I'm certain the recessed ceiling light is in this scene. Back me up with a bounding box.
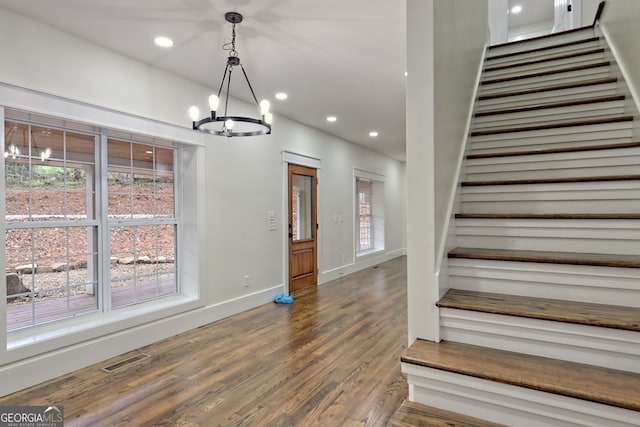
[369,131,379,137]
[511,5,522,14]
[275,92,288,100]
[154,36,174,48]
[326,116,337,122]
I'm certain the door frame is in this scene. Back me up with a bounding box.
[281,151,321,295]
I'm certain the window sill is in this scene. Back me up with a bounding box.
[6,294,202,362]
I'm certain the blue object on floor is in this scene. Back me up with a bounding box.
[274,293,294,304]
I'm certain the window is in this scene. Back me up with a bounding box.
[357,178,373,251]
[4,113,179,331]
[355,172,384,256]
[107,139,177,309]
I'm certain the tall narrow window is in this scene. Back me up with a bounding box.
[5,121,98,330]
[357,178,373,251]
[355,172,385,256]
[107,139,177,309]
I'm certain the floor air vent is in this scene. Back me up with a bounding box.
[101,353,150,373]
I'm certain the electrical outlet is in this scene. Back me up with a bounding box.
[243,275,250,287]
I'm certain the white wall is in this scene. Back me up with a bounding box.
[0,7,406,395]
[489,0,509,45]
[582,0,603,25]
[600,0,640,114]
[509,21,554,42]
[406,0,488,343]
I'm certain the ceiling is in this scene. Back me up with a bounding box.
[0,1,554,162]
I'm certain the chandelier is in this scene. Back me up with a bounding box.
[189,12,272,137]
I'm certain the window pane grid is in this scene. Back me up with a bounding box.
[357,178,373,252]
[355,175,384,256]
[5,117,180,332]
[107,139,177,309]
[5,119,99,331]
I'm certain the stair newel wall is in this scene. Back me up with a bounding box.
[406,0,489,344]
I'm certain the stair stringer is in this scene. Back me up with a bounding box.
[433,43,489,304]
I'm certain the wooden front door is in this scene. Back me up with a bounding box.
[288,164,318,293]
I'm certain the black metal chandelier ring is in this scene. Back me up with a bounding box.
[193,115,271,137]
[189,12,272,138]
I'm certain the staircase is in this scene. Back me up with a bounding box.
[401,24,640,427]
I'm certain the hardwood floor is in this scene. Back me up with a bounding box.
[0,257,408,427]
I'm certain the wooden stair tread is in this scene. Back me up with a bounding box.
[448,247,640,268]
[467,140,640,159]
[484,48,605,72]
[455,213,640,219]
[487,36,599,61]
[482,61,610,86]
[461,174,640,186]
[389,400,506,427]
[489,26,594,50]
[402,340,640,412]
[437,289,640,332]
[478,77,617,101]
[474,95,625,118]
[470,115,632,137]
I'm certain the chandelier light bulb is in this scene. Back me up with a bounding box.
[225,119,234,130]
[208,94,220,111]
[265,113,273,125]
[189,106,200,122]
[259,100,271,115]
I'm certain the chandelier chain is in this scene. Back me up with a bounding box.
[223,23,239,58]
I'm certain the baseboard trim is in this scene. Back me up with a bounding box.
[318,249,405,285]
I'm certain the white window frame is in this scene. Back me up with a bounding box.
[354,169,385,258]
[0,84,204,361]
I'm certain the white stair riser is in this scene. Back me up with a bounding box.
[487,30,596,58]
[470,123,634,153]
[461,181,640,214]
[473,101,626,130]
[486,42,603,69]
[440,309,640,373]
[488,39,599,64]
[480,67,611,96]
[484,52,606,79]
[466,150,640,181]
[404,364,640,427]
[455,219,640,255]
[476,82,619,111]
[469,136,634,156]
[448,258,640,306]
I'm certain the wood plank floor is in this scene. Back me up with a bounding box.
[389,401,506,427]
[0,257,408,427]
